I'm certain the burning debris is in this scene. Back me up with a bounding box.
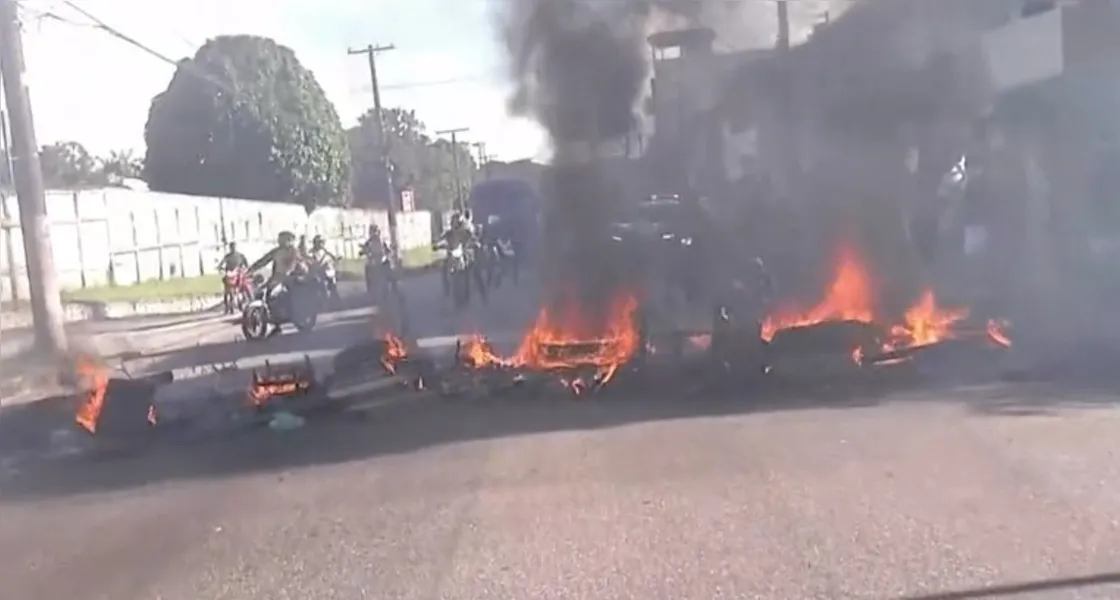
[456,291,641,395]
[380,333,408,375]
[73,357,171,437]
[760,244,1011,369]
[247,358,317,409]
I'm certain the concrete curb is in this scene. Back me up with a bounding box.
[1,296,224,330]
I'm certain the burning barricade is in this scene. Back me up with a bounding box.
[449,291,642,397]
[760,245,1011,377]
[247,357,318,410]
[426,244,1013,398]
[73,357,171,438]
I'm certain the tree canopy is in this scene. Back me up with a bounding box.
[33,142,143,188]
[142,35,349,209]
[348,107,477,211]
[39,141,103,188]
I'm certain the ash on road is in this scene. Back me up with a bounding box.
[2,384,1119,600]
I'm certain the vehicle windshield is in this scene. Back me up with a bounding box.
[3,2,1114,599]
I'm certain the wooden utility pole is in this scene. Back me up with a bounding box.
[436,127,468,211]
[0,0,67,355]
[774,0,798,210]
[776,0,790,51]
[472,141,488,180]
[348,43,400,257]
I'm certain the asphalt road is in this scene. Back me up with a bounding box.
[2,385,1120,599]
[116,270,542,378]
[3,272,1120,598]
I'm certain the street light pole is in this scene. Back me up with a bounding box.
[436,127,469,211]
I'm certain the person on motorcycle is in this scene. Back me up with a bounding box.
[476,218,508,288]
[248,231,303,308]
[437,212,487,302]
[307,235,340,298]
[360,224,389,262]
[297,235,309,260]
[307,235,338,266]
[219,241,248,271]
[218,241,249,314]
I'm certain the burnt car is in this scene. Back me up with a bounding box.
[608,193,707,302]
[609,193,698,247]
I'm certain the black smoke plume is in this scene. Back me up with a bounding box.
[495,0,653,313]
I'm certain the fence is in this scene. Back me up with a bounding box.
[0,188,431,302]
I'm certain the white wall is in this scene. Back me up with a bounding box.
[0,189,431,302]
[982,7,1063,94]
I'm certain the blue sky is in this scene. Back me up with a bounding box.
[18,0,547,161]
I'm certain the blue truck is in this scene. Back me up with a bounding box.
[468,177,541,259]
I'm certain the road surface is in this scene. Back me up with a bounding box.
[124,271,541,377]
[3,271,1120,598]
[2,384,1120,599]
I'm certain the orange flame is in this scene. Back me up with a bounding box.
[887,289,969,349]
[74,357,109,434]
[459,291,641,388]
[248,373,311,407]
[380,333,408,374]
[512,292,640,385]
[760,245,1003,363]
[461,334,506,368]
[761,246,875,341]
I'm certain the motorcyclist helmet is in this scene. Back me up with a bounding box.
[312,234,324,248]
[277,231,296,247]
[450,212,463,228]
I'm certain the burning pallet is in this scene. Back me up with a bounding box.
[247,357,319,411]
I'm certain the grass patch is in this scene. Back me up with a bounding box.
[62,274,224,304]
[64,246,442,304]
[338,245,440,277]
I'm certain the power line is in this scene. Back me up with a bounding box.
[44,1,234,95]
[381,72,500,91]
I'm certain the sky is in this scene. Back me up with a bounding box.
[16,0,549,162]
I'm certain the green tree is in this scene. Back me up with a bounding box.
[348,107,476,211]
[142,35,350,209]
[39,141,105,188]
[99,149,143,180]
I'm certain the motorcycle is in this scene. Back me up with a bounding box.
[310,259,339,301]
[240,270,323,341]
[222,268,254,314]
[443,243,472,309]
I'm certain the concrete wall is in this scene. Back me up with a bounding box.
[0,189,431,302]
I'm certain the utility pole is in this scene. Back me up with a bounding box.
[472,141,487,180]
[348,43,400,257]
[0,0,67,356]
[436,127,468,211]
[776,0,790,51]
[774,0,797,211]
